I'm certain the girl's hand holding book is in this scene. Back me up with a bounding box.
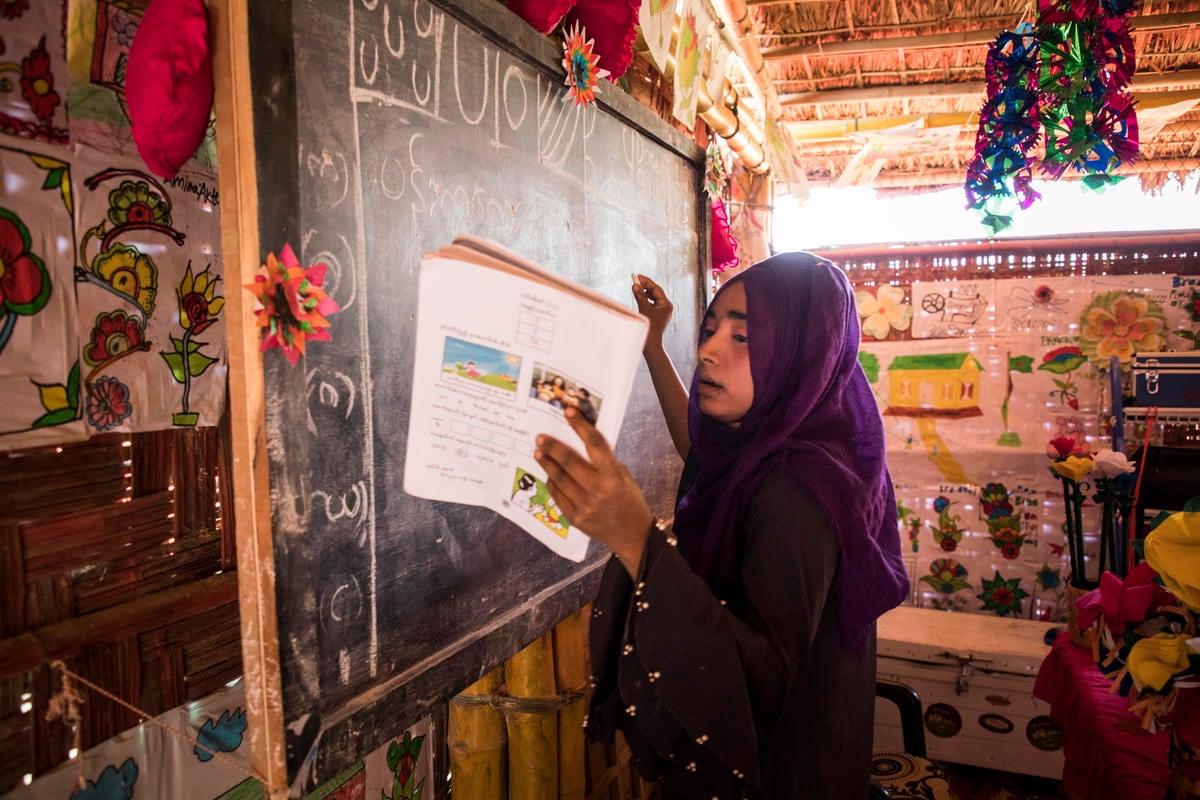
[535,407,653,577]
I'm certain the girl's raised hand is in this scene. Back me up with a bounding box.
[535,408,654,576]
[631,273,673,351]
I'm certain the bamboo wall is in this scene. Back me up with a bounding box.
[0,416,240,792]
[449,606,661,800]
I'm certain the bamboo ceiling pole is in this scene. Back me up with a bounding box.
[633,29,768,172]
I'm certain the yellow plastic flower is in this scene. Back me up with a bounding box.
[1127,633,1194,692]
[855,284,912,340]
[92,244,158,316]
[1051,455,1094,483]
[177,263,225,334]
[1144,509,1200,612]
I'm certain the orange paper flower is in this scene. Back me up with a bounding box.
[245,243,339,366]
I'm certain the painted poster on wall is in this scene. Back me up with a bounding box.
[0,141,85,450]
[859,274,1182,621]
[8,679,436,800]
[73,150,225,434]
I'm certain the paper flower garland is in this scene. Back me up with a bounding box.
[245,243,339,366]
[561,21,609,107]
[965,0,1140,233]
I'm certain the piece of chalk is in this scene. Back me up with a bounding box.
[631,272,642,289]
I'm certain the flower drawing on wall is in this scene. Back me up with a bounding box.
[920,558,972,610]
[898,500,921,552]
[87,375,133,431]
[160,262,223,426]
[1169,287,1200,348]
[1038,345,1088,409]
[980,482,1027,559]
[87,243,158,317]
[384,730,426,800]
[1078,290,1166,367]
[978,571,1029,617]
[18,37,62,125]
[0,206,51,357]
[854,284,913,340]
[84,310,149,371]
[107,179,173,228]
[929,495,965,552]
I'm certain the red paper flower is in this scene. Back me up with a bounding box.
[20,37,61,126]
[245,243,339,366]
[561,21,609,107]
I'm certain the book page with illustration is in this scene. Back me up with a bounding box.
[404,237,649,561]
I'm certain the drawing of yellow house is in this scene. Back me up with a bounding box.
[886,353,984,418]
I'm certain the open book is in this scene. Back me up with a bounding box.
[404,236,649,561]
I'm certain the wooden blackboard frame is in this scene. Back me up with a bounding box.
[214,0,708,794]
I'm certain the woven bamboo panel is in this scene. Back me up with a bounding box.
[0,436,128,521]
[0,414,241,794]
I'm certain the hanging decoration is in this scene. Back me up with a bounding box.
[965,0,1139,234]
[705,140,728,198]
[561,21,609,107]
[710,197,738,275]
[245,244,339,366]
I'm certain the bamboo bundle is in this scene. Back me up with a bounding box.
[553,606,589,800]
[450,667,507,799]
[506,631,559,800]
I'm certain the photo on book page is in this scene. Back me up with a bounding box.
[403,236,647,562]
[528,364,603,424]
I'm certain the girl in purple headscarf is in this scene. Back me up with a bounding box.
[535,252,909,799]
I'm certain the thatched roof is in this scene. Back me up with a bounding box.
[719,0,1200,193]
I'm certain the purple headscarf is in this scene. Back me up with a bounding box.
[673,252,909,653]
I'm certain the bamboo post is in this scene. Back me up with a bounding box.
[449,667,507,799]
[506,631,559,800]
[553,606,590,800]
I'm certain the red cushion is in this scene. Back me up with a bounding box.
[126,0,213,179]
[564,0,641,80]
[506,0,577,33]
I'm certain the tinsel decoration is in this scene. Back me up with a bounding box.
[964,23,1042,234]
[561,21,609,107]
[965,0,1140,233]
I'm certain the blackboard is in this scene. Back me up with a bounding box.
[244,0,707,793]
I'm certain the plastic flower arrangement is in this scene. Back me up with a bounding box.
[1090,448,1139,578]
[1049,443,1094,588]
[1073,500,1200,734]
